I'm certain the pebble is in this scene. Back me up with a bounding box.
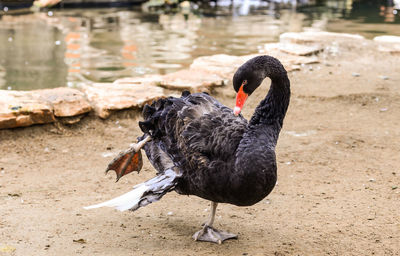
[101,152,114,158]
[72,239,86,244]
[352,72,360,77]
[379,108,388,112]
[10,106,22,111]
[0,245,16,253]
[379,75,389,80]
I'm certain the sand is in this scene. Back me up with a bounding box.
[0,39,399,256]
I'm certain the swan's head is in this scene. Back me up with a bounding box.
[232,59,266,116]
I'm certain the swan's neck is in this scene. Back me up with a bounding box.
[236,74,290,170]
[249,75,290,129]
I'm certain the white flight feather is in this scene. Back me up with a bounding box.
[84,183,148,211]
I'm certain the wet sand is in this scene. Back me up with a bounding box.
[1,39,399,255]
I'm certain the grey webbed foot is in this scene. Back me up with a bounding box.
[192,225,237,244]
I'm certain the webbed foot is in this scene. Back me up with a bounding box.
[192,225,237,244]
[105,135,151,182]
[106,147,143,182]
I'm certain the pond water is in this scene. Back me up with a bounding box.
[0,1,399,90]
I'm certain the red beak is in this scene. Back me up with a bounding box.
[234,81,248,116]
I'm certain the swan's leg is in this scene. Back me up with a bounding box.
[192,202,238,244]
[131,135,152,152]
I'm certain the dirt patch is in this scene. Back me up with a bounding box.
[1,41,399,255]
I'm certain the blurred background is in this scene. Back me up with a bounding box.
[0,0,399,91]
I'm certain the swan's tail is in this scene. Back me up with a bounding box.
[84,169,180,212]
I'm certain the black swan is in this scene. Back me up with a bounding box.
[85,55,291,244]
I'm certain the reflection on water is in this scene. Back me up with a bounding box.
[0,15,68,90]
[60,8,305,85]
[0,1,399,90]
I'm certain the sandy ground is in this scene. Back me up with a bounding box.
[1,40,400,256]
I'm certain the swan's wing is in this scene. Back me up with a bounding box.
[139,92,247,172]
[173,93,248,170]
[178,98,248,165]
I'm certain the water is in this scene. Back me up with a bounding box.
[0,1,399,90]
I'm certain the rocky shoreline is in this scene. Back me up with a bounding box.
[1,31,399,129]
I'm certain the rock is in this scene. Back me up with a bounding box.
[0,88,91,129]
[373,35,400,54]
[280,31,364,45]
[58,114,86,125]
[159,69,226,92]
[283,55,319,66]
[31,87,92,117]
[0,90,55,129]
[373,35,400,44]
[286,65,301,72]
[263,42,323,56]
[190,54,243,79]
[81,83,166,119]
[114,71,226,92]
[113,74,164,86]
